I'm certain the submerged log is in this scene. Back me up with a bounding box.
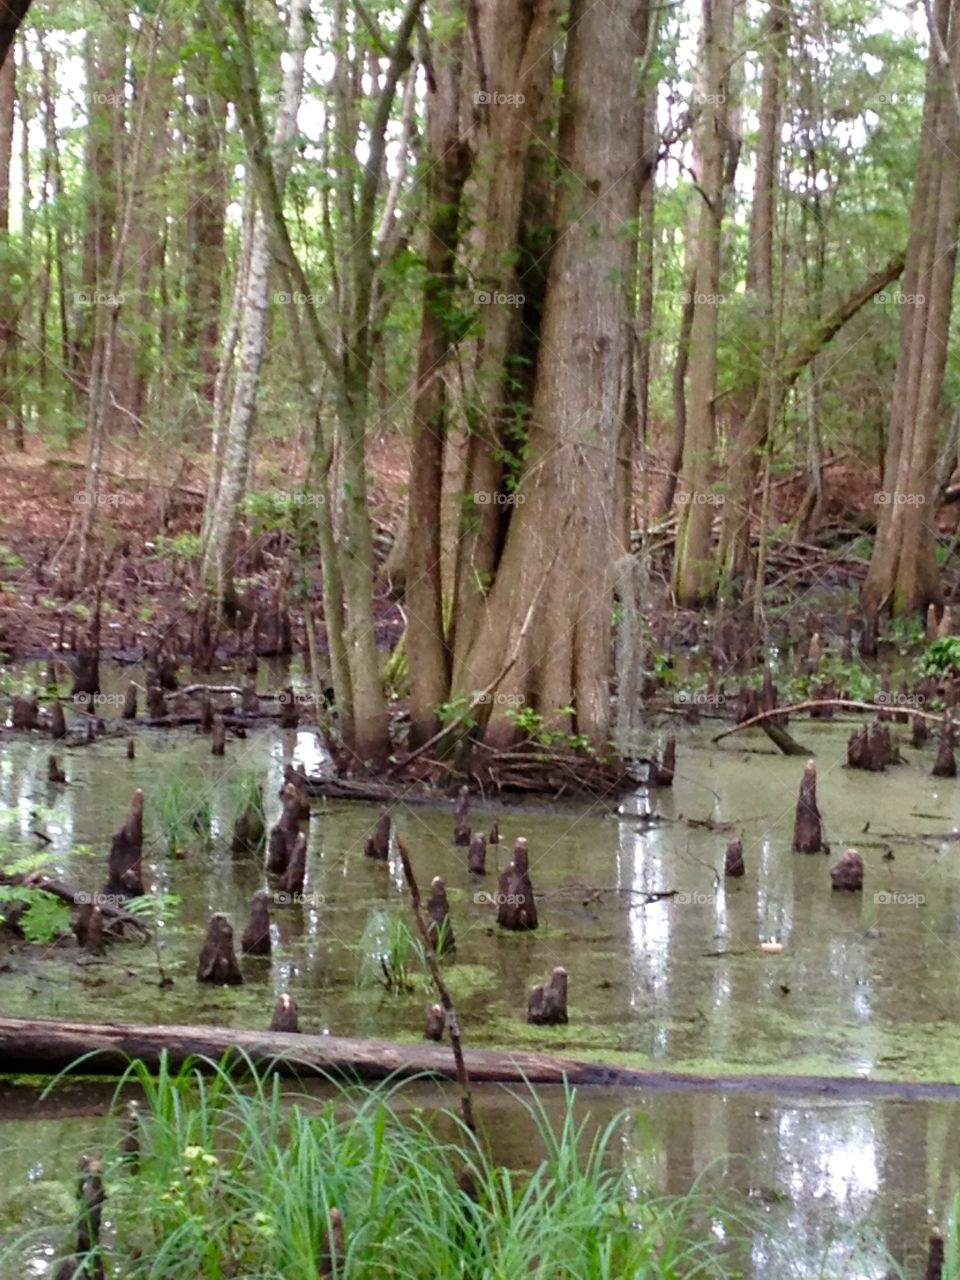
[793,760,822,853]
[527,967,568,1025]
[830,848,864,892]
[497,837,538,931]
[364,809,391,860]
[724,837,745,877]
[11,1015,960,1096]
[103,789,145,899]
[453,784,471,846]
[196,914,243,985]
[269,993,300,1033]
[240,890,271,956]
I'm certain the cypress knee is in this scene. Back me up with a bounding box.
[793,760,822,853]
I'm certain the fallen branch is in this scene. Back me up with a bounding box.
[713,699,947,745]
[397,836,474,1132]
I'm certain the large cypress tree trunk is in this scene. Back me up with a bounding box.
[449,0,564,682]
[862,0,960,619]
[457,0,651,750]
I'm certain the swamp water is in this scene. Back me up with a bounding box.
[2,669,960,1275]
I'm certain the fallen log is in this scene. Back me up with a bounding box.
[4,1017,960,1101]
[713,699,947,746]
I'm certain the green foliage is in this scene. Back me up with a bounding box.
[0,841,96,944]
[510,705,595,754]
[356,909,426,995]
[152,532,203,562]
[918,636,960,680]
[154,778,213,858]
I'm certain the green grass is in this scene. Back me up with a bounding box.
[2,1055,931,1279]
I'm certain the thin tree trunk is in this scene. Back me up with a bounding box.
[671,0,737,605]
[200,0,308,609]
[0,50,19,446]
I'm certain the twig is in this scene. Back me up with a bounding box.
[396,837,475,1133]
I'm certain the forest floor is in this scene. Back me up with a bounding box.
[0,434,958,663]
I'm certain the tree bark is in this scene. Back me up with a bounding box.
[0,48,19,446]
[449,0,563,678]
[200,0,308,609]
[458,0,651,750]
[671,0,737,605]
[863,0,960,618]
[405,5,470,746]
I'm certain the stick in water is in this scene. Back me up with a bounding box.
[397,836,476,1133]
